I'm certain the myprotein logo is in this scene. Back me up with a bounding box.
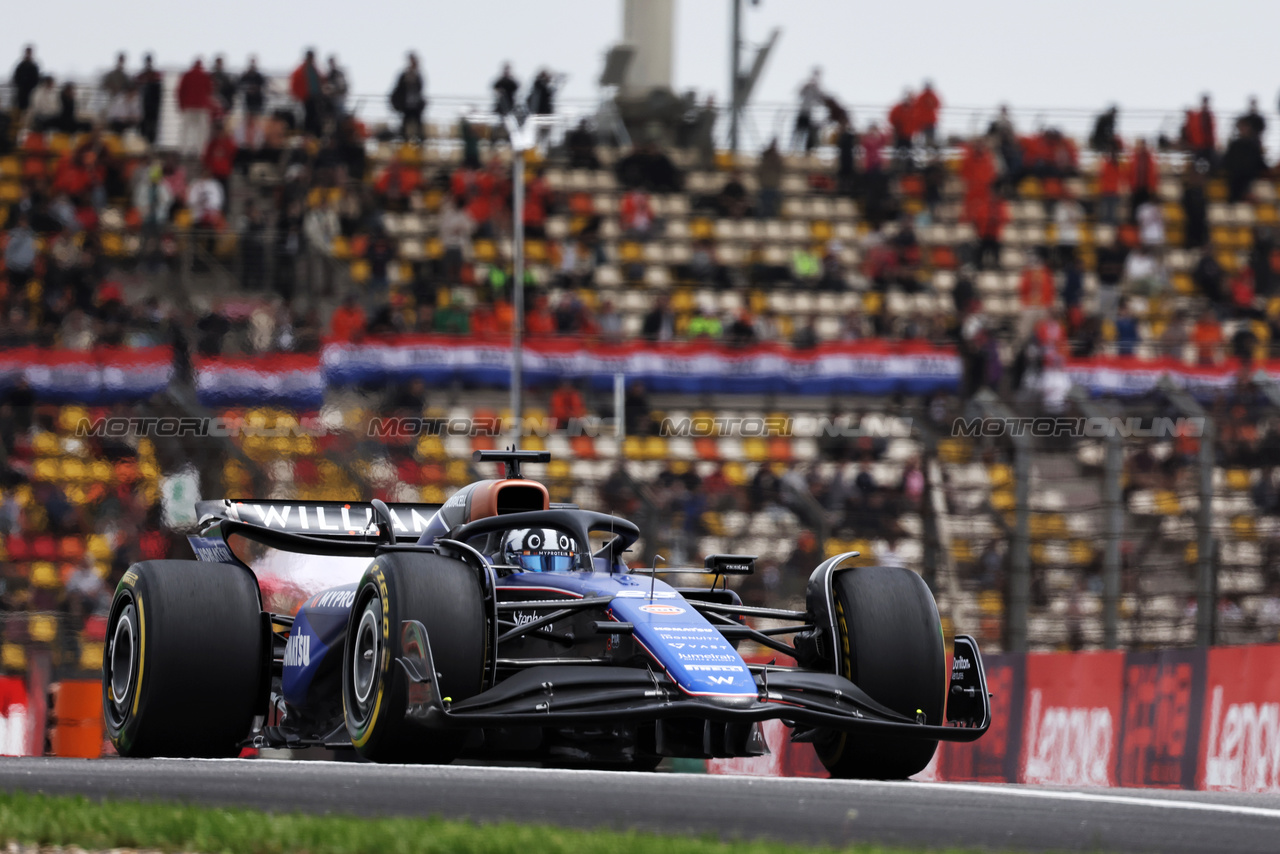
[1023,689,1115,786]
[1203,686,1280,792]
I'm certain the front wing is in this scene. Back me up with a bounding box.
[398,621,991,743]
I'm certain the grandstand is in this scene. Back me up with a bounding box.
[4,39,1280,710]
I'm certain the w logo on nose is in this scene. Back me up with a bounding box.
[708,676,737,685]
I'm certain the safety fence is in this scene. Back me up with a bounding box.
[711,644,1280,791]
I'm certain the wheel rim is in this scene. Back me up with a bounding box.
[109,604,136,708]
[352,602,380,709]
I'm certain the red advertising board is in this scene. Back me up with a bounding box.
[934,653,1024,783]
[1019,651,1125,786]
[0,675,31,756]
[1199,644,1280,793]
[1118,649,1204,789]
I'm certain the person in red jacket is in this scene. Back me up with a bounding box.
[330,294,367,342]
[1126,138,1159,222]
[960,138,997,202]
[202,119,237,197]
[888,90,919,164]
[1097,149,1125,225]
[290,49,326,137]
[914,82,941,149]
[1019,251,1056,340]
[965,191,1007,270]
[1183,94,1216,168]
[550,379,586,427]
[177,58,212,157]
[1020,252,1055,309]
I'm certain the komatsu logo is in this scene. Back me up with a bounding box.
[284,634,311,667]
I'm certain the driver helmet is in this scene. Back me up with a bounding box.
[500,527,579,573]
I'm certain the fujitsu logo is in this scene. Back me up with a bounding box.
[1022,689,1114,786]
[1203,686,1280,792]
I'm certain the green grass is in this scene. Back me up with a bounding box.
[0,791,982,854]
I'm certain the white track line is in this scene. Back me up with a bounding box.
[141,758,1280,819]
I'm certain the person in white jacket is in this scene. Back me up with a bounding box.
[302,199,340,296]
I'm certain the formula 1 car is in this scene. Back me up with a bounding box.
[103,449,990,777]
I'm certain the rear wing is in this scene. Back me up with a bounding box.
[195,499,442,543]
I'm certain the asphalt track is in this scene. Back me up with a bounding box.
[0,757,1277,853]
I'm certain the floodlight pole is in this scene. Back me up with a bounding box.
[507,116,529,435]
[729,0,742,153]
[512,149,525,433]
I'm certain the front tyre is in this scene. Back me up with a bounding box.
[102,560,266,758]
[342,551,487,763]
[815,565,946,779]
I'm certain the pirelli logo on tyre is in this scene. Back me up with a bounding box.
[120,569,138,588]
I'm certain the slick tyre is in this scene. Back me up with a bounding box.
[102,560,265,758]
[815,565,946,780]
[343,551,487,763]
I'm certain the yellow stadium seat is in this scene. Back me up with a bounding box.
[86,535,112,560]
[2,645,26,671]
[988,464,1013,489]
[1069,540,1094,566]
[642,436,667,460]
[1232,516,1257,540]
[742,437,768,463]
[416,436,446,461]
[79,642,104,671]
[29,614,57,643]
[1154,489,1181,515]
[936,438,970,465]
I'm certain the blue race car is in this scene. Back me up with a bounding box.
[102,449,990,777]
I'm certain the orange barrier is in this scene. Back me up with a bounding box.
[50,679,103,758]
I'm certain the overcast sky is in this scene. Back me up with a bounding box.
[7,0,1280,141]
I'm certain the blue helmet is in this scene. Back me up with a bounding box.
[501,527,579,573]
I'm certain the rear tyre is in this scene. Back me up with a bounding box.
[102,560,265,758]
[814,565,946,779]
[343,551,487,763]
